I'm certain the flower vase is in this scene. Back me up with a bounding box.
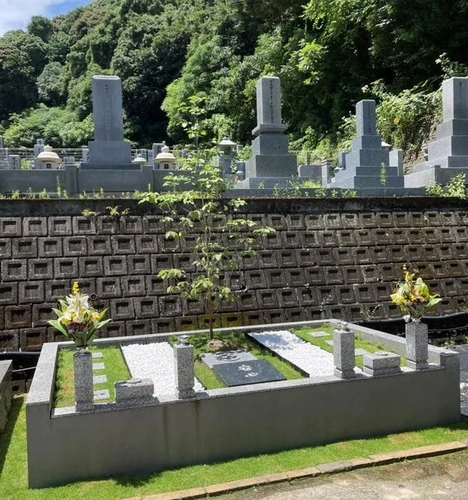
[405,320,428,370]
[74,349,94,411]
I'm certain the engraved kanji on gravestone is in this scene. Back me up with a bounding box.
[213,359,286,387]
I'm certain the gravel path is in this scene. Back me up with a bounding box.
[121,342,204,398]
[248,330,336,377]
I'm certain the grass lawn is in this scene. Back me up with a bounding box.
[1,395,468,500]
[54,345,131,408]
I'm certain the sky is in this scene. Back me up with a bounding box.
[0,0,91,36]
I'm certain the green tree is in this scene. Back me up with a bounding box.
[140,155,273,339]
[37,62,66,106]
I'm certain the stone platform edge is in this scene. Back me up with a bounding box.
[125,440,468,500]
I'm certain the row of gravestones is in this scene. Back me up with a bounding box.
[1,75,468,193]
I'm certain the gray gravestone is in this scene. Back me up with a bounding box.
[236,76,297,188]
[8,155,20,170]
[297,164,322,184]
[405,78,468,187]
[81,75,135,170]
[63,156,75,166]
[213,359,286,387]
[33,139,45,169]
[329,100,404,190]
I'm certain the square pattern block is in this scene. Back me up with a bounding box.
[213,359,286,387]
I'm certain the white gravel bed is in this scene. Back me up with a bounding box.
[248,330,336,377]
[121,342,204,398]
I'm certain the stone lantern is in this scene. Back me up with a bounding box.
[132,153,148,166]
[35,145,62,169]
[218,137,236,175]
[155,142,176,170]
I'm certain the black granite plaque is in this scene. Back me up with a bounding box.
[213,359,286,387]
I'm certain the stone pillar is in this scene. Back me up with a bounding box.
[64,164,78,195]
[333,323,356,379]
[74,350,94,411]
[405,322,429,370]
[174,335,195,399]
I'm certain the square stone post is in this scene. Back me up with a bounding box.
[174,335,195,399]
[74,350,94,411]
[405,322,429,370]
[333,323,356,379]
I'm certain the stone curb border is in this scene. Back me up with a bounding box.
[125,440,468,500]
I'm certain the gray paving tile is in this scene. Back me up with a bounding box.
[92,352,103,359]
[93,374,108,384]
[94,389,110,400]
[92,362,105,371]
[310,331,330,338]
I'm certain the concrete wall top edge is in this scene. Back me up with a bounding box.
[2,197,468,217]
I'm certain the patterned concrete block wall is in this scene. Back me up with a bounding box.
[1,198,468,351]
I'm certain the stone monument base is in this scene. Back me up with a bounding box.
[235,176,298,189]
[404,164,468,187]
[246,155,297,178]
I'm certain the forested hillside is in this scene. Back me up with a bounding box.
[1,0,468,161]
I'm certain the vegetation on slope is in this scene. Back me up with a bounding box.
[1,0,468,162]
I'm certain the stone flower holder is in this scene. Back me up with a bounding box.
[405,321,429,370]
[174,335,195,399]
[74,349,94,411]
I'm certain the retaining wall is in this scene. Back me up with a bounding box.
[26,320,460,488]
[2,197,468,352]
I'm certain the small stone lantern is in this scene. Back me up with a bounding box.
[35,145,62,170]
[132,153,148,165]
[155,142,176,170]
[218,137,236,175]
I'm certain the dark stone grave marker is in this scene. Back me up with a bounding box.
[213,359,286,387]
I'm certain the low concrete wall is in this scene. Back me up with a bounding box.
[0,166,186,195]
[0,360,13,433]
[26,321,460,488]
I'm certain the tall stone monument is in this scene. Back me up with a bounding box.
[405,77,468,187]
[81,75,135,170]
[329,100,404,190]
[236,76,297,188]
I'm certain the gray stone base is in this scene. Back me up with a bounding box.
[235,176,298,189]
[177,388,196,399]
[406,360,429,371]
[405,164,468,187]
[334,368,356,379]
[246,154,297,178]
[363,366,402,377]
